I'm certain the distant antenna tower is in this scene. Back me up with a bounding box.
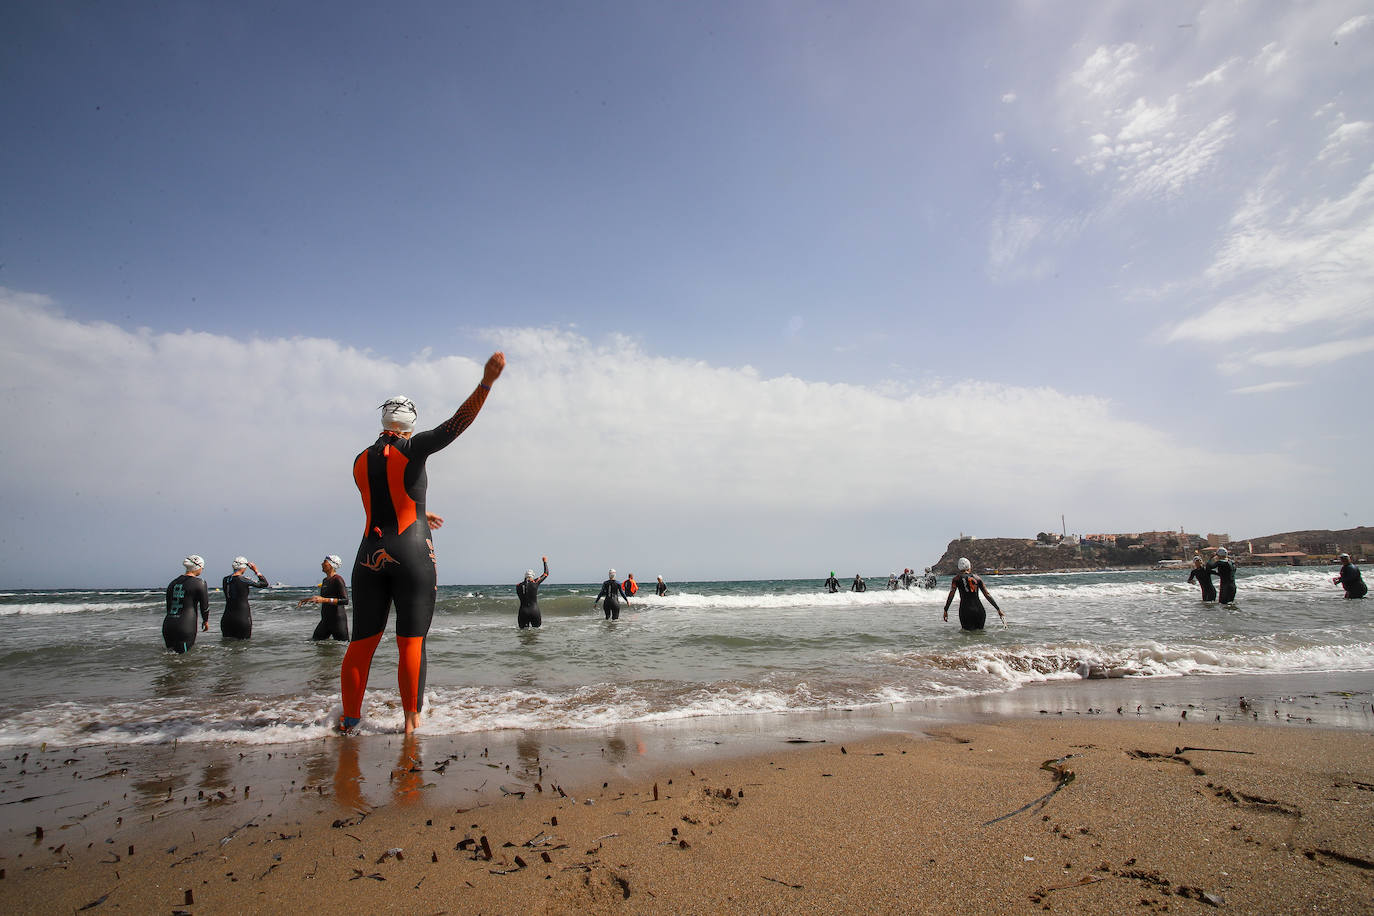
[1061,514,1067,537]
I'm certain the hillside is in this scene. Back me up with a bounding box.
[931,526,1372,574]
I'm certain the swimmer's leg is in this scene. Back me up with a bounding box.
[397,635,427,735]
[340,632,383,727]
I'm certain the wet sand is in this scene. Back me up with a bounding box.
[2,673,1372,914]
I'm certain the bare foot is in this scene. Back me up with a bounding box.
[404,710,420,735]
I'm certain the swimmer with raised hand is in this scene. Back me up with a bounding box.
[300,555,350,640]
[517,556,550,628]
[943,557,1003,631]
[594,569,629,620]
[164,554,210,653]
[221,557,269,639]
[339,351,505,736]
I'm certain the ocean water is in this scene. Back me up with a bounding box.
[0,568,1368,748]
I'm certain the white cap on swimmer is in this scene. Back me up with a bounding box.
[231,556,249,571]
[380,396,417,433]
[957,557,971,571]
[525,569,535,580]
[1216,547,1228,557]
[184,555,204,571]
[324,555,342,571]
[608,569,616,578]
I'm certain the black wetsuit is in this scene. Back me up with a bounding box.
[163,574,210,653]
[1207,558,1238,604]
[949,571,997,631]
[341,382,492,722]
[851,577,866,592]
[517,561,550,628]
[656,580,668,596]
[1337,562,1368,599]
[824,576,840,593]
[596,578,627,620]
[220,572,269,639]
[1187,565,1217,602]
[312,573,350,640]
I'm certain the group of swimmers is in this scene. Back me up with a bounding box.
[162,555,276,653]
[1187,548,1365,603]
[824,568,936,593]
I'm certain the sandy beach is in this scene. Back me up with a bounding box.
[3,673,1372,914]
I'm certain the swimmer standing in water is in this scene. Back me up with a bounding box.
[300,555,350,640]
[943,557,1004,631]
[1333,553,1367,599]
[1187,555,1217,603]
[164,554,210,653]
[1207,547,1238,604]
[338,351,505,736]
[221,557,269,639]
[656,575,668,596]
[594,569,629,620]
[824,571,840,593]
[516,557,550,628]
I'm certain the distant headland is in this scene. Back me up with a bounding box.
[931,526,1373,575]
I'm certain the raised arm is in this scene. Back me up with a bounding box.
[410,352,506,454]
[536,556,549,585]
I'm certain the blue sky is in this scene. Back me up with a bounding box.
[2,1,1371,588]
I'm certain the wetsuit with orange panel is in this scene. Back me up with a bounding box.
[339,383,492,728]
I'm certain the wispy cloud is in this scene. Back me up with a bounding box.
[1230,380,1304,395]
[1248,335,1374,369]
[1168,165,1374,343]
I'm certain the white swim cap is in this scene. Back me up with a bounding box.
[1340,553,1350,560]
[184,554,204,571]
[324,555,342,571]
[957,557,971,571]
[232,556,249,571]
[525,569,535,580]
[1216,547,1228,557]
[608,569,616,578]
[380,396,417,433]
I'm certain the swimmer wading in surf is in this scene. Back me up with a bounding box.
[943,557,1003,631]
[338,351,505,736]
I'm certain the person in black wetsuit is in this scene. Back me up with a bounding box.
[517,556,550,628]
[851,574,866,592]
[886,573,899,590]
[300,555,349,640]
[656,575,668,596]
[824,572,840,593]
[1333,553,1367,599]
[1187,555,1217,602]
[594,569,629,620]
[943,557,1003,630]
[221,557,269,639]
[164,554,210,653]
[1206,547,1238,604]
[339,352,504,737]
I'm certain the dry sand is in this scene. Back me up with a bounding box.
[4,712,1372,915]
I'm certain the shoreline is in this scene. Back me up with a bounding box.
[3,671,1372,855]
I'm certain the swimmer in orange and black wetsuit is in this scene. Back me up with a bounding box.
[164,554,210,653]
[338,351,505,736]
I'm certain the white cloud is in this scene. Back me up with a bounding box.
[1256,41,1287,74]
[1071,43,1140,100]
[0,289,1296,585]
[1317,120,1373,163]
[1230,380,1304,395]
[1002,92,1018,104]
[1248,335,1374,369]
[1334,15,1372,38]
[1171,165,1374,343]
